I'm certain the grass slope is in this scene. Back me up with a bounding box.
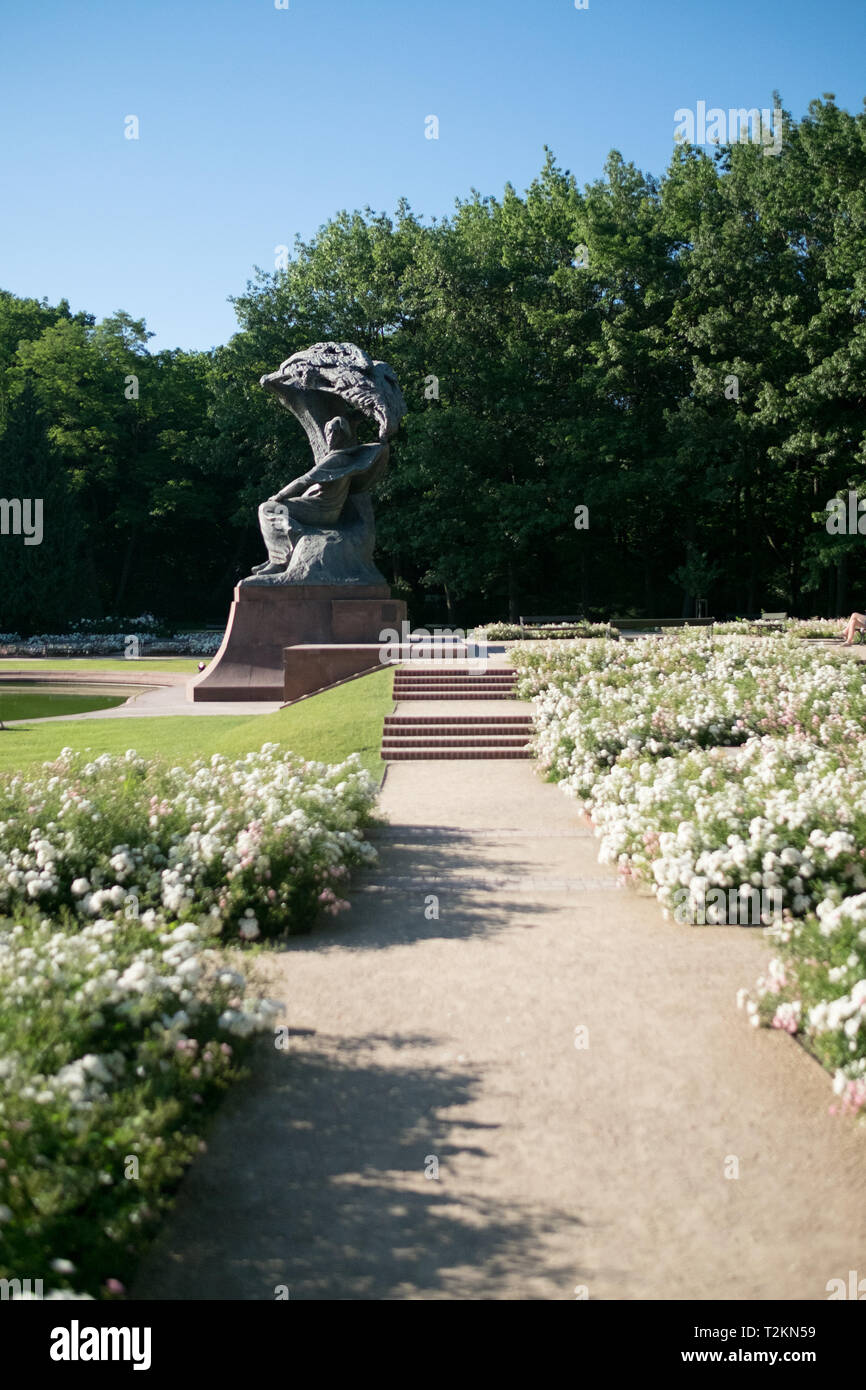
[0,667,395,780]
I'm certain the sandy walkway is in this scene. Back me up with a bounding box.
[133,751,866,1301]
[1,668,282,720]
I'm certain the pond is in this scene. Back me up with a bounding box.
[0,681,147,721]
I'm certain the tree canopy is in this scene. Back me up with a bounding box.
[2,94,865,631]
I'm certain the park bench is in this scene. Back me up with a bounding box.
[519,614,586,627]
[750,610,787,632]
[517,614,618,639]
[610,616,715,632]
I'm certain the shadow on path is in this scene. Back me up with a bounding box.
[133,1031,587,1300]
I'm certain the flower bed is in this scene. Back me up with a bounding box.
[713,617,842,639]
[740,894,866,1116]
[590,735,866,922]
[0,632,222,658]
[0,742,379,1296]
[0,613,224,657]
[0,905,282,1299]
[513,632,866,1114]
[471,621,618,641]
[517,631,866,799]
[0,744,378,940]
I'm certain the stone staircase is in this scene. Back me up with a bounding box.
[391,667,518,700]
[382,666,534,760]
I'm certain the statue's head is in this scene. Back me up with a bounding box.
[324,415,353,451]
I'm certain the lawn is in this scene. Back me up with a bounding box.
[0,657,204,673]
[0,691,127,720]
[0,666,395,780]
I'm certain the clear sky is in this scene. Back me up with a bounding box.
[1,0,864,352]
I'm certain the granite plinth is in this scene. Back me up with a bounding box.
[283,644,388,702]
[188,585,405,701]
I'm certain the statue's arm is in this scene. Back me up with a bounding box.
[271,471,313,503]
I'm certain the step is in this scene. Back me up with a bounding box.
[384,716,532,726]
[383,726,531,736]
[393,691,521,700]
[393,669,516,676]
[393,681,517,689]
[393,682,517,687]
[393,692,520,699]
[382,736,531,748]
[393,675,516,682]
[394,669,514,675]
[382,747,534,760]
[393,674,516,682]
[394,683,518,690]
[395,665,516,671]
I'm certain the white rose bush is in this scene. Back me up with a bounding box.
[0,743,377,939]
[471,620,618,641]
[713,617,842,639]
[513,632,866,1118]
[0,742,378,1297]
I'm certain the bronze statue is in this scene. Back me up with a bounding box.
[243,342,405,586]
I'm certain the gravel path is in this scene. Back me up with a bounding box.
[1,669,282,720]
[133,750,866,1301]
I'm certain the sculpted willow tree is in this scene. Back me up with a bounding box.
[246,341,405,586]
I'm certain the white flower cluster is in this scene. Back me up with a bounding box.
[0,744,378,939]
[472,621,618,641]
[0,913,282,1128]
[714,617,842,639]
[0,631,223,657]
[517,631,865,799]
[587,735,866,922]
[0,905,283,1296]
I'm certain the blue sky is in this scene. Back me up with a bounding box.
[1,0,863,352]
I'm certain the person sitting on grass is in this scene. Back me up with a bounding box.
[839,612,866,645]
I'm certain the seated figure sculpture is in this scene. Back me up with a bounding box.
[242,342,405,587]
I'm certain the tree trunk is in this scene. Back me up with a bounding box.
[837,553,849,615]
[113,528,137,612]
[643,560,654,617]
[827,561,835,618]
[790,548,801,615]
[744,480,757,612]
[507,561,518,622]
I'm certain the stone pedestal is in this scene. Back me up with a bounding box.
[187,585,405,701]
[282,644,387,702]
